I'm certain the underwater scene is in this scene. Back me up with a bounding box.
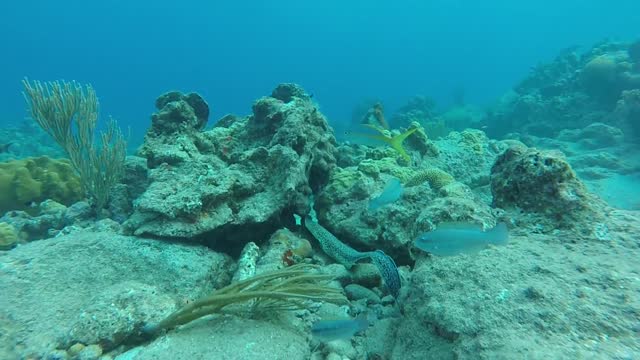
[1,1,640,359]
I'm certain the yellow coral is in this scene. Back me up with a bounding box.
[0,222,18,250]
[0,156,83,214]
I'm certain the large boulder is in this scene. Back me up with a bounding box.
[126,84,337,244]
[490,144,605,230]
[0,230,232,359]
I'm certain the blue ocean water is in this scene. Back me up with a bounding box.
[1,0,638,140]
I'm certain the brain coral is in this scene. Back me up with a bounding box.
[0,156,83,214]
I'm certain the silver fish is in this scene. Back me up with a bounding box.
[368,178,403,211]
[311,315,369,342]
[414,222,509,256]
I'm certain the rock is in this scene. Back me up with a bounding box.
[116,316,308,360]
[344,284,381,304]
[232,241,260,282]
[324,339,358,359]
[63,282,176,351]
[490,144,603,228]
[152,91,209,132]
[392,210,640,359]
[270,83,310,103]
[0,231,232,358]
[76,344,103,360]
[315,132,501,265]
[64,201,93,225]
[321,263,351,285]
[126,84,337,241]
[350,263,381,288]
[1,208,66,241]
[364,318,399,360]
[557,122,624,149]
[45,349,70,360]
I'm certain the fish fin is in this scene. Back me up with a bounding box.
[388,128,417,161]
[361,123,388,135]
[489,222,509,245]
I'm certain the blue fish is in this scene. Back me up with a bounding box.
[414,222,509,256]
[311,315,369,342]
[368,178,403,211]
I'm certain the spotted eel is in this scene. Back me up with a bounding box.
[304,216,401,298]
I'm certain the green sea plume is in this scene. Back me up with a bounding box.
[142,264,347,336]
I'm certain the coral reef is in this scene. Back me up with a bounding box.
[389,95,437,128]
[485,40,640,139]
[3,39,640,360]
[315,147,499,263]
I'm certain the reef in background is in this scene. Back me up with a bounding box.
[1,40,640,359]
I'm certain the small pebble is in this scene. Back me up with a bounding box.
[67,343,85,357]
[46,349,69,360]
[345,284,381,304]
[380,295,395,306]
[350,263,381,288]
[77,344,103,360]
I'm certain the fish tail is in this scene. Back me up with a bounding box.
[490,222,509,245]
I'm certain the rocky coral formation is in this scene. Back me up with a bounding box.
[126,84,337,243]
[389,95,437,128]
[490,144,604,229]
[485,40,640,139]
[611,89,640,139]
[315,136,502,264]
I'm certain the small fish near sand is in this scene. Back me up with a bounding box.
[368,177,403,211]
[0,142,13,153]
[414,222,509,256]
[311,315,370,342]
